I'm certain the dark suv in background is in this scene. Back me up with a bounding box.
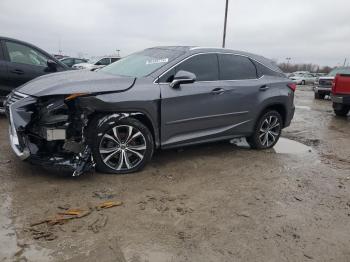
[4,46,295,176]
[0,36,68,111]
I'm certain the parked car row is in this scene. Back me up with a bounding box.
[0,36,121,112]
[314,67,350,99]
[0,36,68,112]
[72,56,120,70]
[289,72,317,85]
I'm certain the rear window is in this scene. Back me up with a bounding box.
[218,54,257,80]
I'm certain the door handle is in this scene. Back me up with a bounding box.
[10,69,24,75]
[259,85,269,91]
[211,88,225,95]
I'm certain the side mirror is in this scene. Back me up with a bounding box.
[169,70,196,88]
[47,60,57,71]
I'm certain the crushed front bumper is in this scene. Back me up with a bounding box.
[5,92,34,160]
[4,91,94,176]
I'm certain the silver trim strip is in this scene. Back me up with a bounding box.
[166,111,249,125]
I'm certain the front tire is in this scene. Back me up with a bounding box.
[89,115,154,174]
[247,110,282,149]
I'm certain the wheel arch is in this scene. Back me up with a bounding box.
[87,110,160,148]
[259,103,287,127]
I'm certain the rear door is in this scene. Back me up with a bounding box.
[3,40,57,90]
[214,54,263,134]
[0,40,9,99]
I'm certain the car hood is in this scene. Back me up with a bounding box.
[16,70,136,97]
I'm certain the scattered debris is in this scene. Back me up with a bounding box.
[235,212,250,218]
[304,253,313,259]
[57,204,71,210]
[93,189,117,200]
[294,196,303,201]
[28,201,122,241]
[97,201,122,209]
[88,214,109,233]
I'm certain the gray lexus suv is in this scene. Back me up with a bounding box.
[4,46,295,176]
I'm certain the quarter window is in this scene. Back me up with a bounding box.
[219,54,257,80]
[5,41,49,66]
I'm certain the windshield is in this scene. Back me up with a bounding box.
[327,67,350,77]
[100,48,185,77]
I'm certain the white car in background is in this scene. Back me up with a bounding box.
[72,56,121,70]
[289,73,316,85]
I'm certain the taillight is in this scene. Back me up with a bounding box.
[287,83,297,92]
[331,76,337,94]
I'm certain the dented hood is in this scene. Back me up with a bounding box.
[16,70,136,97]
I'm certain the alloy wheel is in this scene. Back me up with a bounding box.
[258,115,281,147]
[99,125,147,171]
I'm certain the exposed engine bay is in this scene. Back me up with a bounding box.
[5,92,95,176]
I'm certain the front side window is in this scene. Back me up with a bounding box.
[159,53,219,82]
[5,41,49,67]
[219,54,257,80]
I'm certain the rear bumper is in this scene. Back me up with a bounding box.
[284,105,295,128]
[332,94,350,105]
[314,86,331,94]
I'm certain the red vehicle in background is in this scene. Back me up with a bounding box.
[332,74,350,116]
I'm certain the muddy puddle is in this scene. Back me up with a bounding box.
[0,194,53,262]
[230,137,312,154]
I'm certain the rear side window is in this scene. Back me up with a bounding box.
[254,61,284,77]
[218,54,257,80]
[160,54,219,82]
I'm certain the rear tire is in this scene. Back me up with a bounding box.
[88,115,154,174]
[247,110,282,149]
[334,106,349,117]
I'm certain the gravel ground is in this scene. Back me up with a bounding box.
[0,86,349,262]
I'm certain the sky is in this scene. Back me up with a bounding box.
[0,0,349,67]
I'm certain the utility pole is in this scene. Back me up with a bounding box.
[222,0,229,48]
[286,57,291,72]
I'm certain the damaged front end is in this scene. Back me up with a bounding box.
[4,91,94,176]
